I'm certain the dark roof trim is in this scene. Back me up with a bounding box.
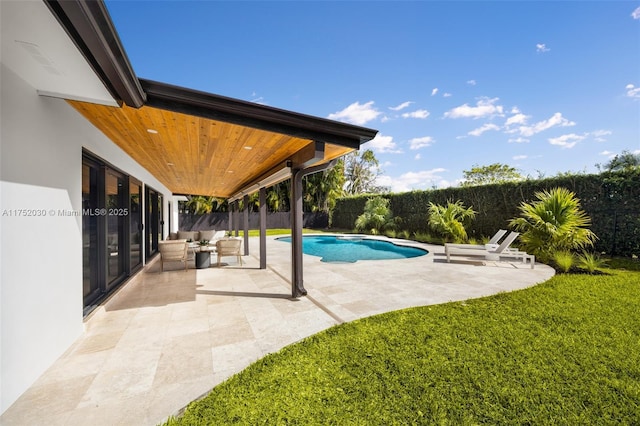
[44,0,145,107]
[141,79,378,150]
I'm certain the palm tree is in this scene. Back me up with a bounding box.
[303,161,345,213]
[185,196,214,214]
[266,181,289,212]
[354,197,395,234]
[509,187,597,261]
[344,149,384,195]
[427,200,476,243]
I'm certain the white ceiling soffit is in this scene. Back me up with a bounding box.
[0,1,118,107]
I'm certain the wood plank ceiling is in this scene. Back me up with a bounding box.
[69,101,353,197]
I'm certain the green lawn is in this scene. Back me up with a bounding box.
[234,228,327,237]
[164,267,640,425]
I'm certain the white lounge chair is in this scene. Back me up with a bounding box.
[444,229,508,251]
[445,231,535,268]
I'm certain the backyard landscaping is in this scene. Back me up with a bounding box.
[165,261,640,425]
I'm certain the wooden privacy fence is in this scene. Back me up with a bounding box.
[179,212,329,232]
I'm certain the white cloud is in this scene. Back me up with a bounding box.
[328,101,380,125]
[389,101,413,111]
[444,97,504,119]
[468,123,500,136]
[377,169,448,192]
[632,6,640,19]
[363,133,403,153]
[505,113,529,127]
[508,137,530,144]
[548,133,586,149]
[467,80,476,86]
[513,155,528,160]
[402,109,430,119]
[443,93,452,98]
[511,106,521,114]
[590,129,612,142]
[415,153,421,160]
[625,84,640,98]
[600,150,616,157]
[536,43,550,53]
[431,88,438,96]
[380,115,390,123]
[409,136,435,150]
[518,112,575,137]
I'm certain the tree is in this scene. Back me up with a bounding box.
[266,181,290,212]
[303,160,345,213]
[508,187,597,262]
[427,200,476,243]
[344,149,386,195]
[184,196,213,214]
[354,197,395,235]
[461,163,524,187]
[597,150,640,172]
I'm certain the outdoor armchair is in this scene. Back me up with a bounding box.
[158,239,189,271]
[215,238,243,266]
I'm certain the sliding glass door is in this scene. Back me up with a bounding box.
[130,179,143,273]
[82,151,148,314]
[106,169,127,289]
[82,160,101,307]
[145,186,163,260]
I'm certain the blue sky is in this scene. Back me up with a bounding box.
[105,1,640,192]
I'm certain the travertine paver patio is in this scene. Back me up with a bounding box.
[0,236,554,426]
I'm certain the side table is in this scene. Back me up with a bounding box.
[195,250,211,269]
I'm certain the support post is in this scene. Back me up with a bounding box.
[289,157,335,298]
[228,207,232,234]
[243,194,249,255]
[259,187,267,269]
[291,167,306,298]
[234,200,240,237]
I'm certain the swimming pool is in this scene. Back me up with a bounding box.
[276,235,428,263]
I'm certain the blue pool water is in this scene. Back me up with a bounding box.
[276,235,428,263]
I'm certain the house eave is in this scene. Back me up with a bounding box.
[44,0,145,107]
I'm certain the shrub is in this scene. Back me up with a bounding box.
[428,200,476,243]
[354,197,395,234]
[577,251,607,273]
[553,251,575,273]
[509,187,597,262]
[413,231,436,243]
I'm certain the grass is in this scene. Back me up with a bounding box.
[234,228,326,237]
[164,267,640,425]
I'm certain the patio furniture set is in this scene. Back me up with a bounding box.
[158,230,243,271]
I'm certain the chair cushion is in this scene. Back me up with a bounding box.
[198,230,215,241]
[177,231,198,241]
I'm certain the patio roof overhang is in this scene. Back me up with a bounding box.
[68,80,377,198]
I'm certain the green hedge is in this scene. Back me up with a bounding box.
[332,170,640,257]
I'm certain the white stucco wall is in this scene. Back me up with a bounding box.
[0,64,170,413]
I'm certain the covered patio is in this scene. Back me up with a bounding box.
[0,237,554,425]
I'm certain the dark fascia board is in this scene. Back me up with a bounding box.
[44,0,145,107]
[140,79,378,150]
